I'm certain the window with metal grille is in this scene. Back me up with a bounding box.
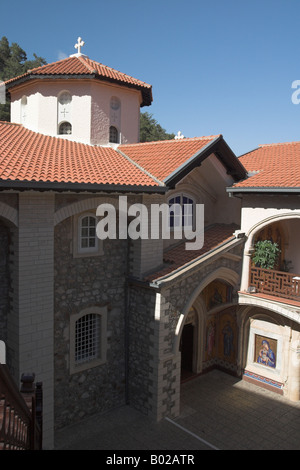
[75,314,100,364]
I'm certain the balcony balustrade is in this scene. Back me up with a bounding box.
[249,266,300,302]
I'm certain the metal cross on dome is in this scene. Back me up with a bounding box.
[74,37,85,54]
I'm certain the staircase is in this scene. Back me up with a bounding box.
[0,365,42,450]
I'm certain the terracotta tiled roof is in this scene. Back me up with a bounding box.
[119,136,220,182]
[0,122,159,188]
[146,224,238,282]
[0,120,244,191]
[233,141,300,189]
[5,56,152,106]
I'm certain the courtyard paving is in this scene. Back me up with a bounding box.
[55,369,300,451]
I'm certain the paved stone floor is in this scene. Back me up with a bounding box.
[55,369,300,450]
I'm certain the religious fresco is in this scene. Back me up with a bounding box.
[204,309,237,365]
[202,280,232,311]
[254,335,277,369]
[205,315,217,359]
[218,311,237,364]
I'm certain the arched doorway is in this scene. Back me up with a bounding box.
[179,277,239,382]
[180,307,199,381]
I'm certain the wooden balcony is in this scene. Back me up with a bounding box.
[249,266,300,302]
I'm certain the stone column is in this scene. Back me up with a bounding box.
[13,192,54,448]
[288,334,300,402]
[149,292,181,421]
[240,246,254,292]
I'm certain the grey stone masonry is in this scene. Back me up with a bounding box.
[54,214,127,430]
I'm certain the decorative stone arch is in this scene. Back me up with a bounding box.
[54,196,123,226]
[173,266,240,355]
[167,185,200,206]
[241,212,300,291]
[245,212,300,250]
[0,202,18,227]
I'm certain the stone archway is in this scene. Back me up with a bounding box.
[177,269,240,383]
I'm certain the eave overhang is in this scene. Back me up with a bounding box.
[164,135,247,188]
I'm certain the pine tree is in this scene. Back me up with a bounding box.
[0,36,46,121]
[140,111,175,142]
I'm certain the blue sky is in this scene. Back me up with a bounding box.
[1,0,300,156]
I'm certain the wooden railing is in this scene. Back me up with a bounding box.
[0,365,42,450]
[249,267,300,301]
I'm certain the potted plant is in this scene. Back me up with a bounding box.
[252,240,281,270]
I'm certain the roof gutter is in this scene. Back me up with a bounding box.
[0,179,168,194]
[227,186,300,195]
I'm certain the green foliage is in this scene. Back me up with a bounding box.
[140,111,175,142]
[0,36,46,121]
[252,240,281,270]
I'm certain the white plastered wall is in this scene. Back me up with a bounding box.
[239,194,300,291]
[10,78,141,146]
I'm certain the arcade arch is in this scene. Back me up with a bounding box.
[177,268,240,381]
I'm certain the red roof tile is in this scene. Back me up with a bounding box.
[146,224,238,281]
[234,141,300,189]
[5,56,152,106]
[119,136,220,182]
[0,121,242,192]
[0,122,158,188]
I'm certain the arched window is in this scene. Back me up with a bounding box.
[70,307,107,373]
[109,125,119,144]
[168,194,194,229]
[57,91,72,134]
[78,214,97,252]
[58,121,72,135]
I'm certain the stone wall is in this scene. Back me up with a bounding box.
[54,215,128,429]
[127,242,244,420]
[127,284,157,414]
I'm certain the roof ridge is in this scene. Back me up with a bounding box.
[116,148,165,186]
[28,55,76,73]
[259,141,300,148]
[85,57,151,87]
[5,55,80,84]
[120,135,220,147]
[77,55,96,73]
